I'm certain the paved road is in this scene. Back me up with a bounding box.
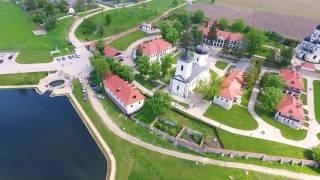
[80,84,320,180]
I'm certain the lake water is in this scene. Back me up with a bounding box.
[0,89,106,180]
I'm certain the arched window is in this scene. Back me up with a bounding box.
[180,65,184,71]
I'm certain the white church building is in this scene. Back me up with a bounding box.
[169,45,210,98]
[296,24,320,64]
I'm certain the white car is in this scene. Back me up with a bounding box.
[96,94,105,99]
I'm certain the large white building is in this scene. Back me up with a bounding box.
[103,74,145,115]
[169,45,210,98]
[296,24,320,63]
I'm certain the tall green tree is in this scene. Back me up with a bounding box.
[245,29,267,57]
[105,14,112,26]
[218,18,228,30]
[260,87,283,113]
[149,62,162,80]
[312,145,320,162]
[136,56,150,77]
[91,56,110,84]
[192,10,204,24]
[147,91,172,115]
[194,71,222,100]
[191,26,203,46]
[161,55,174,77]
[230,19,246,33]
[262,74,285,90]
[280,46,294,67]
[160,22,179,44]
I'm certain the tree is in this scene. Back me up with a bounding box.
[207,24,217,44]
[194,71,222,100]
[178,14,192,29]
[44,3,54,16]
[160,22,179,44]
[245,60,262,88]
[96,40,105,54]
[56,0,68,13]
[105,14,112,26]
[211,0,215,3]
[180,31,192,48]
[97,25,104,37]
[245,29,267,57]
[146,91,172,115]
[218,18,228,30]
[191,26,203,46]
[149,62,162,80]
[136,56,150,76]
[230,19,246,33]
[74,0,85,12]
[161,55,174,77]
[172,0,178,6]
[260,87,283,113]
[280,46,293,67]
[262,74,285,90]
[81,19,96,35]
[44,16,56,31]
[91,56,110,84]
[119,65,135,83]
[192,10,204,24]
[312,145,320,162]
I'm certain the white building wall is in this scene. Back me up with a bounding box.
[170,79,188,98]
[275,112,302,129]
[193,53,208,66]
[213,96,233,110]
[104,86,144,114]
[175,60,193,79]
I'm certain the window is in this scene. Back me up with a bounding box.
[177,86,180,90]
[131,105,133,107]
[313,55,317,59]
[180,65,184,71]
[197,58,199,62]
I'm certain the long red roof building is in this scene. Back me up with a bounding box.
[280,69,304,91]
[277,95,304,123]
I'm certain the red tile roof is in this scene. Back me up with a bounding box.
[220,70,244,100]
[280,69,304,90]
[277,95,304,123]
[141,39,172,56]
[103,74,144,106]
[104,46,121,57]
[201,27,244,41]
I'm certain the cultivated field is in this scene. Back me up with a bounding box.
[189,1,320,39]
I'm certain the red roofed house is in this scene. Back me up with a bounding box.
[275,95,304,129]
[201,25,245,50]
[213,69,245,110]
[104,46,123,60]
[137,38,174,62]
[280,68,304,96]
[103,74,145,115]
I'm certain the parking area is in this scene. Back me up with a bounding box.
[0,52,17,64]
[54,53,80,62]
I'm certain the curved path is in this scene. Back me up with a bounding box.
[71,83,320,180]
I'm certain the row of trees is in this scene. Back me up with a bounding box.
[259,73,285,113]
[146,91,172,116]
[91,55,135,85]
[136,55,174,81]
[266,46,294,67]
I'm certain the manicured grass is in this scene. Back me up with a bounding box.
[215,61,229,70]
[255,104,308,141]
[134,105,157,124]
[314,81,320,123]
[301,94,307,105]
[0,72,47,86]
[0,1,74,64]
[76,0,184,40]
[304,78,307,92]
[204,104,258,130]
[135,74,158,90]
[72,82,301,179]
[110,30,148,51]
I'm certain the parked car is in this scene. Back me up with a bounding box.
[62,57,66,61]
[82,93,87,101]
[8,55,13,59]
[96,94,105,99]
[0,60,3,64]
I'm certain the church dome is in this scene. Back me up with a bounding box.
[180,48,193,63]
[316,24,320,30]
[195,44,209,55]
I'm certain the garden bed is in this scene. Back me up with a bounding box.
[153,117,182,137]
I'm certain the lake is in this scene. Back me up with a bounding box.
[0,89,106,180]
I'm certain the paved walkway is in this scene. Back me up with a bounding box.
[80,84,320,180]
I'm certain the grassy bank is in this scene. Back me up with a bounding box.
[204,105,258,130]
[0,1,74,64]
[75,0,184,40]
[110,30,148,51]
[72,81,290,179]
[0,72,47,86]
[314,81,320,122]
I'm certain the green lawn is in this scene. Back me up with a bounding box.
[314,81,320,123]
[110,30,148,51]
[135,74,158,90]
[204,105,258,130]
[134,105,157,124]
[304,78,307,92]
[301,94,307,105]
[241,88,252,107]
[72,82,304,179]
[255,104,307,141]
[0,1,74,64]
[215,61,229,70]
[76,0,184,40]
[0,72,47,86]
